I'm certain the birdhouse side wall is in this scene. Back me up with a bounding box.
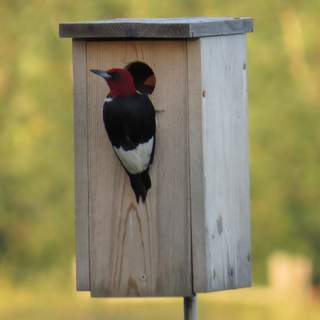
[188,35,251,292]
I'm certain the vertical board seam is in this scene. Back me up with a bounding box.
[186,40,195,295]
[84,40,91,291]
[73,40,90,291]
[244,35,252,285]
[199,38,208,290]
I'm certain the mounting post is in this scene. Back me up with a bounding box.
[184,295,198,320]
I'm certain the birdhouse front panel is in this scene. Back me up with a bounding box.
[74,40,193,297]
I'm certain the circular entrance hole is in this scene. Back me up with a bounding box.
[125,61,156,95]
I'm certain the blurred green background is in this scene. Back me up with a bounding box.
[1,0,320,319]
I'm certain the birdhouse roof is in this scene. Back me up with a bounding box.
[59,17,253,39]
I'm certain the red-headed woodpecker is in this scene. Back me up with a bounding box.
[90,68,156,203]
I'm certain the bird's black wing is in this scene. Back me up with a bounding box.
[103,93,156,174]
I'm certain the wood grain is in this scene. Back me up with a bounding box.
[72,40,90,291]
[86,41,192,297]
[187,40,206,292]
[59,17,253,39]
[193,34,252,291]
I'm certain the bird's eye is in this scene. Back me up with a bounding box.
[111,72,121,80]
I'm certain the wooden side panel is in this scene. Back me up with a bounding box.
[191,34,251,292]
[72,40,90,291]
[86,41,192,297]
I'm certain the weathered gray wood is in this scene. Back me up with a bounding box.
[72,40,90,291]
[184,295,198,320]
[59,17,253,39]
[191,34,251,292]
[86,40,192,297]
[187,40,207,291]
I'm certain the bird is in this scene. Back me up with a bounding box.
[90,68,156,203]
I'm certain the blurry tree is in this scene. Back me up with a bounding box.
[0,0,319,284]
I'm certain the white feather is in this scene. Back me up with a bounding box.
[114,137,154,174]
[104,96,113,102]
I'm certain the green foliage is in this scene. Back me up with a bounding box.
[1,286,320,320]
[0,0,319,284]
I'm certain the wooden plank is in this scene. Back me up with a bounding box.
[86,41,192,297]
[59,17,253,39]
[192,34,251,292]
[187,39,207,292]
[72,40,90,291]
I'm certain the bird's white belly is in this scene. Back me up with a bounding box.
[114,137,154,174]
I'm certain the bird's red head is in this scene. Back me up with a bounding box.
[90,68,136,97]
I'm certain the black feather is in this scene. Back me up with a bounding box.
[129,170,152,203]
[102,93,156,203]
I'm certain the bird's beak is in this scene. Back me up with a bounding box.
[90,69,112,80]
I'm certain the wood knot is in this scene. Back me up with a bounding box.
[217,215,223,235]
[140,274,147,281]
[213,270,217,279]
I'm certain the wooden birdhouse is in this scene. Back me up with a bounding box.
[59,17,253,297]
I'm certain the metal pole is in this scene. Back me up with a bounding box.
[184,295,198,320]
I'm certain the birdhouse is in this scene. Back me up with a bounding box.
[59,17,253,297]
